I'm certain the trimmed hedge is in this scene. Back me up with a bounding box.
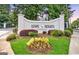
[64,30,72,37]
[7,33,16,41]
[20,29,38,36]
[66,28,73,34]
[28,32,38,37]
[50,30,64,37]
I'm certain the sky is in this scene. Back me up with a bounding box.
[70,4,79,23]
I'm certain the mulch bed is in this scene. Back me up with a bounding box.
[28,41,52,54]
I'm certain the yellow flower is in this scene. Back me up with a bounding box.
[27,37,49,46]
[27,38,34,46]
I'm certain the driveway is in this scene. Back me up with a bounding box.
[69,29,79,54]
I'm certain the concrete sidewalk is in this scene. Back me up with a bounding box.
[0,40,14,55]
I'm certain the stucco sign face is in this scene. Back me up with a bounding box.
[18,14,64,34]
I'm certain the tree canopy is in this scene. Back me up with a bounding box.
[0,4,9,14]
[0,4,74,28]
[0,4,9,23]
[71,18,79,29]
[15,4,73,22]
[0,4,17,27]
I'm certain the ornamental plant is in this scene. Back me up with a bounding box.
[28,32,38,37]
[50,30,64,37]
[64,30,72,37]
[6,33,16,41]
[27,37,51,54]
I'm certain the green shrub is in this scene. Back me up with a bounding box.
[64,30,72,37]
[28,32,38,37]
[66,28,73,34]
[51,30,64,37]
[7,33,16,41]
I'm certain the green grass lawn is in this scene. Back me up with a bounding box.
[48,36,70,54]
[10,37,31,54]
[10,36,70,54]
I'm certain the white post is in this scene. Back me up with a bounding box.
[3,22,6,28]
[18,14,25,34]
[59,14,64,31]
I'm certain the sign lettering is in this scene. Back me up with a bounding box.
[31,25,54,28]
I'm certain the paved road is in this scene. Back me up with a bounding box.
[0,28,14,55]
[69,30,79,54]
[0,28,13,40]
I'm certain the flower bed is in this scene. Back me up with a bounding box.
[27,37,51,54]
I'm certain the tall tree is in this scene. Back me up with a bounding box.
[0,4,73,27]
[15,4,73,22]
[0,4,9,23]
[71,18,79,29]
[0,4,9,14]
